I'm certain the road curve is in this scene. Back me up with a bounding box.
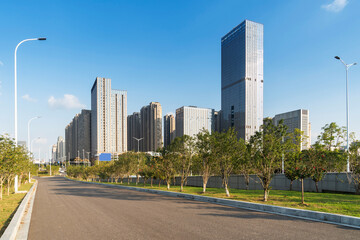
[28,176,360,240]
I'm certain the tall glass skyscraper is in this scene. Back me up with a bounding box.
[221,20,263,141]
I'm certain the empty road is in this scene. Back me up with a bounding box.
[28,177,360,240]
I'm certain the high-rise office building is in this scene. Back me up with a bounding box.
[164,114,175,148]
[91,77,127,158]
[273,109,311,150]
[175,106,214,138]
[127,112,141,151]
[214,110,222,132]
[221,20,264,141]
[140,102,162,152]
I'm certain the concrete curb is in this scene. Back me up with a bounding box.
[67,178,360,229]
[0,181,38,240]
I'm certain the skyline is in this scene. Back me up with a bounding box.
[0,0,360,159]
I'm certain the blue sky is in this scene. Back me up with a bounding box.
[0,0,359,160]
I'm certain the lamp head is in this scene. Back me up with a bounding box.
[335,56,340,60]
[38,38,47,41]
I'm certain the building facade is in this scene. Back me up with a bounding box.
[91,77,127,158]
[127,112,141,151]
[273,109,311,150]
[221,20,264,141]
[175,106,214,138]
[140,102,162,152]
[56,136,66,163]
[65,109,91,161]
[164,114,175,148]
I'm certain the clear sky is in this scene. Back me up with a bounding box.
[0,0,359,160]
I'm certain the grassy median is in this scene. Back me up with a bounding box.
[83,180,360,217]
[0,183,33,237]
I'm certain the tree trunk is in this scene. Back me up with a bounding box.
[136,174,139,185]
[151,177,153,187]
[355,182,360,195]
[203,182,207,193]
[167,181,170,190]
[315,181,319,193]
[159,180,161,187]
[127,177,130,185]
[180,183,183,192]
[290,180,293,191]
[301,179,305,204]
[0,182,3,200]
[7,180,10,196]
[263,189,269,201]
[143,178,146,187]
[224,183,230,197]
[173,176,176,186]
[245,174,250,190]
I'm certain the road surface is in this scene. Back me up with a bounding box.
[28,176,360,240]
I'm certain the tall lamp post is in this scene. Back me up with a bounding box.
[14,38,46,146]
[29,136,40,182]
[14,38,46,193]
[133,137,143,152]
[27,116,41,152]
[334,56,357,172]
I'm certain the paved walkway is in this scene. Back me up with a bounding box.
[28,177,360,240]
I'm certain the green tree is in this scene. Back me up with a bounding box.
[250,119,290,201]
[195,129,217,193]
[316,122,345,151]
[170,135,196,192]
[212,129,245,197]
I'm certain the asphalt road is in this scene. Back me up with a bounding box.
[28,177,360,240]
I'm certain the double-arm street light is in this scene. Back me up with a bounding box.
[133,137,143,152]
[334,56,357,172]
[14,38,46,146]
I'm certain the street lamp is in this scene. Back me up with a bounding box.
[334,56,357,172]
[14,37,46,193]
[27,116,41,152]
[14,38,46,146]
[133,137,143,152]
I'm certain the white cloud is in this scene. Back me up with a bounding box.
[0,61,3,66]
[22,94,37,102]
[48,94,86,110]
[322,0,348,12]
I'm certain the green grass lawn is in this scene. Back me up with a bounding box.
[88,179,360,217]
[0,182,33,237]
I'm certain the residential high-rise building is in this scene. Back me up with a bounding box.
[273,109,311,150]
[127,112,141,151]
[175,106,214,138]
[140,102,162,152]
[111,90,127,153]
[65,109,91,160]
[56,136,66,163]
[221,20,264,141]
[91,77,127,158]
[164,114,175,148]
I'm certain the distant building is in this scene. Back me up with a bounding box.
[221,20,264,140]
[214,110,222,132]
[56,136,66,163]
[175,106,214,138]
[140,102,162,152]
[164,114,175,148]
[51,144,57,163]
[273,109,311,150]
[127,112,141,151]
[91,77,127,158]
[65,109,91,160]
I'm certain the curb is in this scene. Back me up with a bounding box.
[67,178,360,229]
[0,181,38,240]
